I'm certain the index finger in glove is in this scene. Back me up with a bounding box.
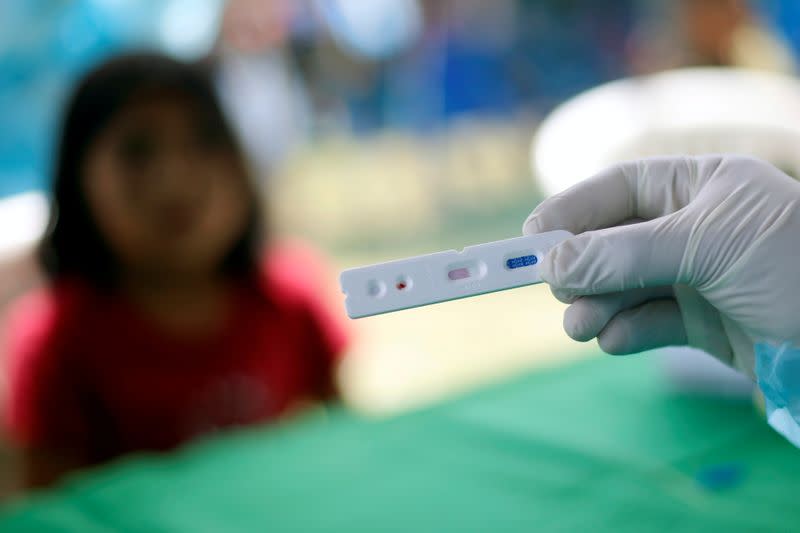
[523,156,721,235]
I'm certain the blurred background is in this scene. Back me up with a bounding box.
[1,0,800,461]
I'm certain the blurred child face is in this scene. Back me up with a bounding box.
[82,92,251,282]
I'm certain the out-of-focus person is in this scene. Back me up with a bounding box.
[629,0,796,74]
[1,53,350,490]
[214,0,313,175]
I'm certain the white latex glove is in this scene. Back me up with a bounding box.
[523,155,800,378]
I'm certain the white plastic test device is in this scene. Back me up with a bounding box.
[340,230,573,319]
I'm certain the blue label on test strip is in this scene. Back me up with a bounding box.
[506,255,538,269]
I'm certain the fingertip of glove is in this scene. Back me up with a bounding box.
[522,214,541,236]
[539,240,579,288]
[550,286,578,304]
[597,324,636,355]
[563,300,603,342]
[563,313,595,343]
[538,248,556,284]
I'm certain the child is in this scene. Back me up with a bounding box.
[2,53,349,488]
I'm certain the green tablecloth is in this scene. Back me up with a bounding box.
[2,352,800,532]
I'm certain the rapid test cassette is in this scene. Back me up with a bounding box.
[340,230,573,319]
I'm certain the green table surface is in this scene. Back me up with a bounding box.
[2,352,800,532]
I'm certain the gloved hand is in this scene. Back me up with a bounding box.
[523,155,800,379]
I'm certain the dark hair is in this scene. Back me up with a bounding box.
[40,52,262,286]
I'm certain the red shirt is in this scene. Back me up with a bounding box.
[3,243,349,463]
